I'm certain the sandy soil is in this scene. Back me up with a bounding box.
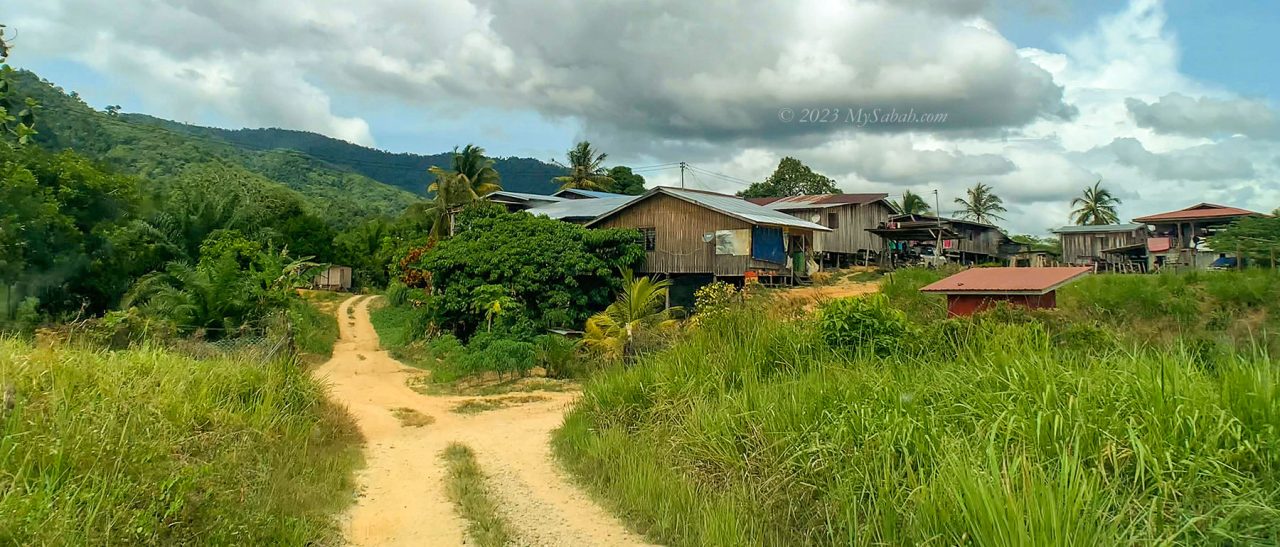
[776,277,881,310]
[315,295,653,547]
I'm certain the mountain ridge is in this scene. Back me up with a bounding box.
[117,114,568,196]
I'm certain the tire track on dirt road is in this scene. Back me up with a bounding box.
[315,295,654,546]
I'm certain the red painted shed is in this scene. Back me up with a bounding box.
[919,267,1092,317]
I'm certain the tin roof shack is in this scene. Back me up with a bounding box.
[1133,203,1263,270]
[312,265,353,291]
[747,193,897,267]
[484,191,565,212]
[867,214,1012,267]
[586,187,830,283]
[920,266,1092,317]
[1053,224,1149,270]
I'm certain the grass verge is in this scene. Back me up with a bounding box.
[442,443,516,547]
[554,282,1280,546]
[0,338,362,545]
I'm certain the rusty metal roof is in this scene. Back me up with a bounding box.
[1133,203,1261,223]
[747,193,890,210]
[919,266,1092,295]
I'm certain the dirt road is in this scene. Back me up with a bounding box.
[315,295,652,547]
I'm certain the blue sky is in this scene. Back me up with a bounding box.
[6,0,1279,234]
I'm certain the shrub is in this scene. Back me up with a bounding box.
[385,281,410,307]
[817,294,909,356]
[535,334,585,379]
[458,338,536,379]
[691,281,739,325]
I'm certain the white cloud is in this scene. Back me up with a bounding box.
[6,0,1278,232]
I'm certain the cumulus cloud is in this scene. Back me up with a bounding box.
[1093,137,1256,181]
[11,0,1074,147]
[6,0,1278,233]
[1126,93,1280,139]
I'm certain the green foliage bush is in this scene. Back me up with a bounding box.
[535,334,586,379]
[817,294,909,356]
[416,205,644,338]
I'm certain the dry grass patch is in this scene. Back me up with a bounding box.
[452,394,550,415]
[390,407,435,427]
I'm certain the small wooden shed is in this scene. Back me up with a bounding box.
[919,266,1091,317]
[313,265,353,291]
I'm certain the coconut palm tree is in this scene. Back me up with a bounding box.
[953,183,1007,224]
[427,144,502,198]
[581,270,681,362]
[1070,180,1122,225]
[554,141,614,191]
[424,145,502,238]
[894,190,931,215]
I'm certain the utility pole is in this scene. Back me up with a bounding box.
[933,189,944,260]
[679,162,687,189]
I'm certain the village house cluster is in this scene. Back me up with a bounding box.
[476,186,1266,307]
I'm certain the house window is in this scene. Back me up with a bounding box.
[640,227,657,251]
[827,212,839,229]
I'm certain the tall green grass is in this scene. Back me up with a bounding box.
[555,281,1280,545]
[0,338,361,545]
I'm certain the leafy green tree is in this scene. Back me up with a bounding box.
[1208,215,1280,266]
[953,182,1007,224]
[737,157,840,198]
[0,26,37,147]
[581,270,681,362]
[894,190,931,215]
[606,166,647,195]
[416,204,645,338]
[1011,234,1062,256]
[1070,180,1122,225]
[554,141,614,191]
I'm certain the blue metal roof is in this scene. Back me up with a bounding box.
[485,191,564,203]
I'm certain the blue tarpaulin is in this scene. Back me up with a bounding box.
[751,226,786,264]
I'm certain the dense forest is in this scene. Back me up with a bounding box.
[120,114,569,197]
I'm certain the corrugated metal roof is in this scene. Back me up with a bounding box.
[1133,203,1261,223]
[1053,223,1145,234]
[553,189,629,199]
[920,267,1092,295]
[526,196,638,220]
[585,187,831,231]
[485,191,564,203]
[747,193,889,210]
[661,188,831,231]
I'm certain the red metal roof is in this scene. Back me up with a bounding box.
[919,267,1092,295]
[1133,203,1261,223]
[747,193,888,207]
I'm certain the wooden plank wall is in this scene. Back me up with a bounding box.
[785,202,893,255]
[1061,230,1146,264]
[594,193,792,275]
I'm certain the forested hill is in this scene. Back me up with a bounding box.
[10,70,419,226]
[119,115,569,196]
